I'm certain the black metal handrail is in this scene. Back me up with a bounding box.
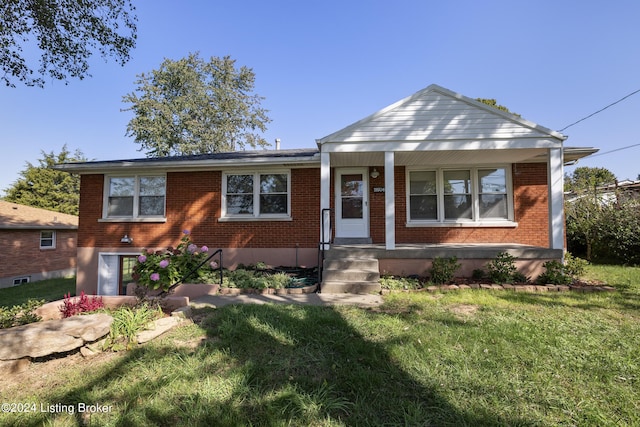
[318,208,332,285]
[165,249,223,295]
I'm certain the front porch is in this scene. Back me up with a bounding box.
[320,243,562,294]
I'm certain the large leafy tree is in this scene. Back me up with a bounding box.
[1,0,136,87]
[564,166,617,260]
[3,146,87,215]
[122,53,271,157]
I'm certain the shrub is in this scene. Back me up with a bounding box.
[267,272,293,289]
[60,291,104,318]
[0,299,43,329]
[486,252,518,284]
[133,230,216,291]
[564,252,589,279]
[537,260,572,285]
[429,257,460,285]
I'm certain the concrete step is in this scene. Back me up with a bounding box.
[324,247,378,260]
[333,237,373,245]
[322,269,380,282]
[321,281,382,294]
[323,258,379,271]
[321,256,380,294]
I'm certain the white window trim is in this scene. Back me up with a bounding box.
[40,230,56,249]
[102,174,167,221]
[406,165,517,227]
[221,170,292,221]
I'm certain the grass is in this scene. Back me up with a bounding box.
[2,266,639,426]
[0,276,75,308]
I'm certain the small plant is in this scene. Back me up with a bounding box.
[104,303,163,351]
[0,299,43,329]
[486,251,518,284]
[267,272,293,289]
[227,269,258,289]
[379,274,421,290]
[429,257,461,285]
[564,252,589,279]
[537,260,572,285]
[60,291,104,318]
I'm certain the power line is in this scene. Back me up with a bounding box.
[588,142,640,158]
[558,88,640,132]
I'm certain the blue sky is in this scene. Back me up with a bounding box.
[2,0,640,196]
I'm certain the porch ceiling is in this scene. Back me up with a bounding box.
[330,148,547,167]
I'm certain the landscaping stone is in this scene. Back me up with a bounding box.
[136,317,185,344]
[0,313,113,360]
[0,358,30,375]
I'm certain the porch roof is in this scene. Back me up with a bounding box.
[317,84,567,150]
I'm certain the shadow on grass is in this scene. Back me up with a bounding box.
[31,303,540,426]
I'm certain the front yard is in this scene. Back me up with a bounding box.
[1,265,639,426]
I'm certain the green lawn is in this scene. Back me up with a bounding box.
[2,266,639,426]
[0,277,75,308]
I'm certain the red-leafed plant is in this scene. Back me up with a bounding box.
[60,291,105,318]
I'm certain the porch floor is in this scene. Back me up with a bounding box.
[325,243,562,260]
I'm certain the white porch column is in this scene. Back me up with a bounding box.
[384,151,396,250]
[548,147,564,250]
[320,152,331,249]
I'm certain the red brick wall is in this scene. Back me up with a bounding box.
[0,229,77,278]
[78,162,549,251]
[78,168,320,250]
[367,163,550,247]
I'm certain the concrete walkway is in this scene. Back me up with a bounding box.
[191,292,384,308]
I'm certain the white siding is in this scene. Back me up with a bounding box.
[319,86,561,144]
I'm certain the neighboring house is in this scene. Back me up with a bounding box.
[0,201,78,288]
[56,84,597,295]
[565,179,640,205]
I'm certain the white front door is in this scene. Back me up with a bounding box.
[335,168,369,238]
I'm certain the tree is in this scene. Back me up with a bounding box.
[122,53,271,157]
[1,0,136,87]
[566,166,616,193]
[564,166,617,261]
[2,146,87,215]
[476,98,520,117]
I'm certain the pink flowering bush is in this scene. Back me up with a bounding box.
[132,231,215,291]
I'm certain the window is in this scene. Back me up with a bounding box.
[223,171,290,218]
[13,277,30,285]
[105,175,166,219]
[407,166,512,224]
[443,170,472,220]
[478,168,508,219]
[409,171,437,220]
[40,230,56,249]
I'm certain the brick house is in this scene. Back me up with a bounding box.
[0,201,78,288]
[56,85,597,294]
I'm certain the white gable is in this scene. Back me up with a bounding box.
[317,85,566,145]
